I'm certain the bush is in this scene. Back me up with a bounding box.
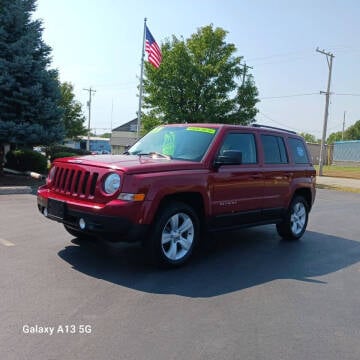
[51,152,79,161]
[6,149,48,173]
[45,145,90,161]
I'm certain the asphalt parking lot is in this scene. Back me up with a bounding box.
[1,189,360,360]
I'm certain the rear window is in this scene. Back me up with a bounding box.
[261,135,288,164]
[288,138,310,164]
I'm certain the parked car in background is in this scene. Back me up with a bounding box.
[91,150,111,155]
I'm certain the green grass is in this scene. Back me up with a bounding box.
[314,165,360,180]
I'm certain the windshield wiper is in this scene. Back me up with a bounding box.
[137,152,172,160]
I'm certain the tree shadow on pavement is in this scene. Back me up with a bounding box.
[58,225,360,298]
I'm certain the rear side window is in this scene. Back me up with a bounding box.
[261,135,288,164]
[289,138,310,164]
[219,133,257,164]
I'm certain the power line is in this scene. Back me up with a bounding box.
[260,92,360,100]
[247,48,313,62]
[246,46,359,65]
[257,111,327,137]
[260,92,319,100]
[92,82,137,89]
[252,56,315,67]
[333,93,360,96]
[257,111,306,134]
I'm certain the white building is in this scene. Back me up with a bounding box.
[110,119,138,154]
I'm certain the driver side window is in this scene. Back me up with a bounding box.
[219,133,257,164]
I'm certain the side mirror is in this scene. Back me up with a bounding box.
[214,150,242,168]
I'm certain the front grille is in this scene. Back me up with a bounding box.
[51,166,99,198]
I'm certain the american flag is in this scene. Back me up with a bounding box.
[145,25,162,68]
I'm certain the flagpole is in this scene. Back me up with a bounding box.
[137,18,147,139]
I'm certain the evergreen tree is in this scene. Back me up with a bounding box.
[0,0,64,146]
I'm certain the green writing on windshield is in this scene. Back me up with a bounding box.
[186,127,216,134]
[162,132,175,156]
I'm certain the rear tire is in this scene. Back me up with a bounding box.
[276,196,309,240]
[145,201,200,267]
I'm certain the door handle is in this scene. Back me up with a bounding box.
[251,174,262,179]
[284,172,294,179]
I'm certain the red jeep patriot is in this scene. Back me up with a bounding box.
[37,124,316,267]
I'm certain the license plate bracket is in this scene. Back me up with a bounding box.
[47,199,66,220]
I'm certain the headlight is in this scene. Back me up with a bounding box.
[47,166,56,184]
[103,173,121,194]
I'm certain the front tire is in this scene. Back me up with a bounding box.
[145,201,200,267]
[63,224,89,239]
[276,196,309,240]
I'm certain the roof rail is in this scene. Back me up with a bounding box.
[252,124,297,135]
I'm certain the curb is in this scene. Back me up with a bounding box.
[0,186,33,195]
[4,168,47,180]
[316,184,360,193]
[316,176,360,193]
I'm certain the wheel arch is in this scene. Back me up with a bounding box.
[292,187,313,210]
[156,192,205,224]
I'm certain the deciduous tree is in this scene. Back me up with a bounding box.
[299,132,319,143]
[142,25,259,132]
[59,82,87,139]
[327,131,342,144]
[345,120,360,140]
[327,120,360,143]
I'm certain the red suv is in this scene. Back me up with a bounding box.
[37,124,316,267]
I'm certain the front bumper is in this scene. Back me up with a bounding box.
[37,195,148,243]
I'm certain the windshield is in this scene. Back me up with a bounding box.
[128,126,217,162]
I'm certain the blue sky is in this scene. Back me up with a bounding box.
[34,0,360,138]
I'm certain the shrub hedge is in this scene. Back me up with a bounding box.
[45,146,90,162]
[45,145,91,161]
[51,152,79,161]
[6,149,48,173]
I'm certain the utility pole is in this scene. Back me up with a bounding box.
[83,87,96,151]
[342,111,346,141]
[316,48,334,176]
[110,99,114,134]
[240,63,253,86]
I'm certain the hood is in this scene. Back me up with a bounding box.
[55,154,205,174]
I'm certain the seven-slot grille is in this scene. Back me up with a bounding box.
[51,165,99,198]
